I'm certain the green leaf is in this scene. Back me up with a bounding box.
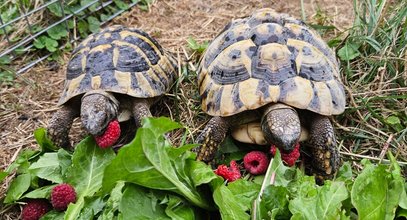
[4,173,31,203]
[101,181,125,219]
[87,16,100,33]
[78,197,105,219]
[114,0,129,10]
[47,3,63,17]
[227,179,261,211]
[269,150,296,187]
[0,171,8,183]
[21,184,55,199]
[165,195,195,220]
[45,37,58,52]
[41,210,65,220]
[103,117,212,210]
[213,184,250,220]
[64,137,115,220]
[186,36,208,54]
[337,42,360,61]
[385,116,401,125]
[0,55,11,64]
[58,148,72,178]
[351,162,403,220]
[29,152,63,183]
[119,184,170,220]
[34,128,58,151]
[289,181,348,219]
[6,149,40,174]
[47,24,69,40]
[187,160,218,187]
[65,197,85,220]
[33,37,45,49]
[259,185,291,219]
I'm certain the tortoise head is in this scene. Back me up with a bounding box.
[80,91,119,136]
[261,103,301,152]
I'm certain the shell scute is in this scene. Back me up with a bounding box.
[199,8,345,116]
[59,26,177,105]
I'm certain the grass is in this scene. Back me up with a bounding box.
[333,0,407,169]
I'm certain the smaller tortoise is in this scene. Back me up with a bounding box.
[196,8,346,179]
[48,25,177,148]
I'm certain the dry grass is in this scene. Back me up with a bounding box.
[3,0,406,218]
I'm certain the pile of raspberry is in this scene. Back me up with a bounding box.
[21,183,77,220]
[214,143,301,182]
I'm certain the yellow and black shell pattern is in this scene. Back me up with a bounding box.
[58,25,177,105]
[198,8,346,117]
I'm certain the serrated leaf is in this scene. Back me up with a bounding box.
[65,197,85,220]
[351,162,403,220]
[289,181,348,219]
[4,173,31,203]
[6,149,40,174]
[187,159,217,187]
[29,152,63,183]
[119,184,170,220]
[213,184,250,220]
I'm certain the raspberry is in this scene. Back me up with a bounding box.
[270,143,301,167]
[94,119,121,148]
[214,160,241,182]
[243,151,269,175]
[51,183,77,211]
[21,199,51,220]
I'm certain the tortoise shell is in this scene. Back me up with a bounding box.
[58,25,177,105]
[198,8,346,117]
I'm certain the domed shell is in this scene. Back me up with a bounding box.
[58,25,177,105]
[198,8,346,116]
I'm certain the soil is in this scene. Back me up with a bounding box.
[0,0,355,214]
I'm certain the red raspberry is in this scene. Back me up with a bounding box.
[214,160,241,182]
[21,199,50,220]
[51,183,77,211]
[94,119,121,148]
[243,151,269,175]
[270,143,300,167]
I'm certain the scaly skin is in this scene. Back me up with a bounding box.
[47,105,79,149]
[301,112,340,183]
[132,98,153,128]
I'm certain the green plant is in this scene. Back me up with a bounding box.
[2,117,406,219]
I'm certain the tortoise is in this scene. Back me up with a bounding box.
[47,25,178,149]
[195,8,346,179]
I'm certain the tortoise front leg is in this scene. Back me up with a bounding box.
[47,105,79,149]
[304,114,341,182]
[196,116,230,162]
[132,98,153,128]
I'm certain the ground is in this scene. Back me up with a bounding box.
[0,0,358,216]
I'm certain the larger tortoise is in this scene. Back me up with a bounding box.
[48,25,177,148]
[196,8,346,179]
